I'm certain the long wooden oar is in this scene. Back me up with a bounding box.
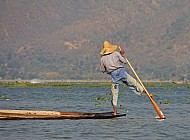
[125,57,166,119]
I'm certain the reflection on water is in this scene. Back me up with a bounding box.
[0,85,190,140]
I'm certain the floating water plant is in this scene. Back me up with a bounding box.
[118,104,125,109]
[160,100,170,104]
[154,93,159,97]
[95,103,103,107]
[0,95,10,101]
[106,92,112,96]
[91,97,110,101]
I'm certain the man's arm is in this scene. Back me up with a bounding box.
[117,46,127,63]
[116,51,127,64]
[100,59,106,73]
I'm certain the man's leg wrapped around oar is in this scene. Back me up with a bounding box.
[121,72,154,98]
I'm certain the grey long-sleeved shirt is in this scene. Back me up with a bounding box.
[100,51,127,74]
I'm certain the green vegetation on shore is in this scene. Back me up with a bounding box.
[0,81,111,88]
[0,81,189,89]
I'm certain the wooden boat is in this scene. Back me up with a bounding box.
[0,110,126,120]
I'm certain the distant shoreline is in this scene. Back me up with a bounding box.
[0,79,189,84]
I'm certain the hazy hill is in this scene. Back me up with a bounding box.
[0,0,189,81]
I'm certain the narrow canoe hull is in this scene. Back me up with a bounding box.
[0,110,126,120]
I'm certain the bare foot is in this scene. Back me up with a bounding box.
[112,112,117,116]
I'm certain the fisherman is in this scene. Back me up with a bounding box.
[100,40,153,115]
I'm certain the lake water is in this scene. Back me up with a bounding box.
[0,83,190,140]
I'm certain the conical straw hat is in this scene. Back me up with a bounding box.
[100,40,118,56]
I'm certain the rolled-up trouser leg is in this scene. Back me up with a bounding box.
[111,83,119,107]
[122,73,144,96]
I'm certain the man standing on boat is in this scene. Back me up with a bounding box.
[99,40,153,115]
